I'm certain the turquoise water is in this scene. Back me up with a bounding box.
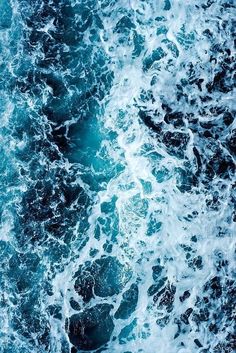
[0,1,235,352]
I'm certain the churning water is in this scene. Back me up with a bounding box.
[0,0,235,352]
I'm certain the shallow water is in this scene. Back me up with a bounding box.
[0,0,235,352]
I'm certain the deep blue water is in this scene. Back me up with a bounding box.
[0,0,235,352]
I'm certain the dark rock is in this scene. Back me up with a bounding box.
[68,304,114,351]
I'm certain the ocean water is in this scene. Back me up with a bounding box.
[0,0,235,352]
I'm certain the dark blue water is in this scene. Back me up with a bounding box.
[0,1,235,352]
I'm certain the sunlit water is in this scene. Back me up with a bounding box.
[0,1,235,352]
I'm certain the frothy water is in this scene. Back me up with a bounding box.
[0,1,235,353]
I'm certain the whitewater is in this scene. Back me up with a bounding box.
[0,0,235,353]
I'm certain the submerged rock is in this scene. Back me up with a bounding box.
[68,304,114,351]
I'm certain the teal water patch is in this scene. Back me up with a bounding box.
[143,47,166,71]
[115,283,139,320]
[0,0,12,29]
